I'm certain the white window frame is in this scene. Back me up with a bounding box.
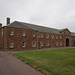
[2,30,3,36]
[47,34,49,39]
[47,42,49,46]
[41,42,43,46]
[10,42,14,48]
[41,34,43,38]
[56,35,58,39]
[56,42,58,46]
[38,34,40,38]
[23,32,25,36]
[22,42,26,47]
[51,35,54,39]
[60,35,62,39]
[33,33,35,37]
[33,42,35,47]
[60,42,62,46]
[10,31,14,36]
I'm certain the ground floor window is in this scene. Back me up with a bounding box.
[74,42,75,46]
[22,42,26,47]
[56,42,58,46]
[33,42,36,47]
[60,41,62,46]
[41,42,43,46]
[10,41,14,48]
[47,42,49,46]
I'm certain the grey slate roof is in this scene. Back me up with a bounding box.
[71,32,75,37]
[6,21,75,36]
[6,21,61,34]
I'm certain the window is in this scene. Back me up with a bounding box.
[56,35,58,39]
[47,34,49,38]
[23,32,25,36]
[60,42,62,46]
[10,31,14,36]
[66,31,69,35]
[33,42,35,47]
[56,42,58,46]
[38,34,40,38]
[47,42,49,46]
[10,41,14,48]
[2,30,3,36]
[51,35,54,39]
[22,42,26,47]
[60,35,62,39]
[41,34,43,38]
[33,33,35,37]
[41,42,43,46]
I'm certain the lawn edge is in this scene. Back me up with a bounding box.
[13,55,53,75]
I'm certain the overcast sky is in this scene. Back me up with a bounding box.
[0,0,75,32]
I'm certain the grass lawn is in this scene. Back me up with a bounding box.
[14,48,75,75]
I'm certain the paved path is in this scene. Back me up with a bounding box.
[0,51,43,75]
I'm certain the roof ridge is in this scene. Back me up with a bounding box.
[19,21,60,31]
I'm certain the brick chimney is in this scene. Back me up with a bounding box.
[7,17,10,25]
[0,23,2,28]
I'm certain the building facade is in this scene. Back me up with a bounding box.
[0,18,75,51]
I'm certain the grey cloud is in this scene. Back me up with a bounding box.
[0,0,75,32]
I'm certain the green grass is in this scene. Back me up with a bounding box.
[14,48,75,75]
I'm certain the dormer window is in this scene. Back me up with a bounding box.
[23,32,25,36]
[10,31,14,36]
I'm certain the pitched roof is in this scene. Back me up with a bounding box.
[71,32,75,37]
[5,21,75,36]
[6,21,62,34]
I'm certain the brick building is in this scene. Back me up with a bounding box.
[0,18,75,51]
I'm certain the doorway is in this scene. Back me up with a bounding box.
[66,38,69,46]
[51,42,54,48]
[38,42,40,49]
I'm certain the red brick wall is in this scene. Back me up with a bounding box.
[0,27,75,51]
[0,28,3,50]
[3,27,38,50]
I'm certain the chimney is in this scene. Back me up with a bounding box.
[7,17,10,25]
[0,23,2,28]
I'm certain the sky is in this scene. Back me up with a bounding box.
[0,0,75,32]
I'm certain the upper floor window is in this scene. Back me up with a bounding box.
[10,31,14,36]
[2,30,3,36]
[38,34,40,38]
[22,42,26,47]
[51,34,54,39]
[23,32,25,36]
[33,33,35,37]
[10,41,14,48]
[47,34,49,38]
[56,35,58,39]
[65,31,69,35]
[33,42,36,47]
[41,34,43,38]
[60,35,62,39]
